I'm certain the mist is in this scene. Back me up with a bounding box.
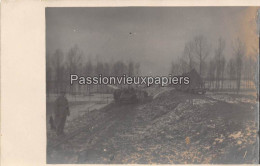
[46,7,259,76]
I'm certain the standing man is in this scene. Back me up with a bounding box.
[54,91,70,136]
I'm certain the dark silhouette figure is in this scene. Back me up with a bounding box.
[54,91,70,136]
[49,116,56,130]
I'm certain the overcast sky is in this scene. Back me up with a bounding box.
[46,7,257,75]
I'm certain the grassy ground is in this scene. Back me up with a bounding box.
[47,89,258,164]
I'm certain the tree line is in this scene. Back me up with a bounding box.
[170,35,257,92]
[46,45,141,95]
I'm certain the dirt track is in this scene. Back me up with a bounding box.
[47,89,258,164]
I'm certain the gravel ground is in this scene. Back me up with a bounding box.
[47,89,258,164]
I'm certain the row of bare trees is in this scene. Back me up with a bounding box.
[46,45,141,95]
[171,35,210,76]
[170,35,257,92]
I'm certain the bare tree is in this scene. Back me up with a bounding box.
[85,56,94,76]
[226,58,236,89]
[96,61,104,75]
[134,62,140,76]
[233,38,246,93]
[176,56,189,74]
[103,62,110,76]
[52,49,65,93]
[207,59,216,89]
[128,61,134,77]
[84,57,93,95]
[214,38,226,90]
[46,52,52,96]
[112,61,127,76]
[243,56,256,89]
[66,45,83,94]
[220,56,226,89]
[170,61,182,75]
[112,61,127,88]
[183,41,195,71]
[193,35,210,76]
[96,61,104,93]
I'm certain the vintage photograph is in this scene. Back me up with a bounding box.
[46,7,259,164]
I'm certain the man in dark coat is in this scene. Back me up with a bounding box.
[54,91,70,136]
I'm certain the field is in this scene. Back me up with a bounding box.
[47,88,258,164]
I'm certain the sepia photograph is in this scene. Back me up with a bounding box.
[46,7,259,164]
